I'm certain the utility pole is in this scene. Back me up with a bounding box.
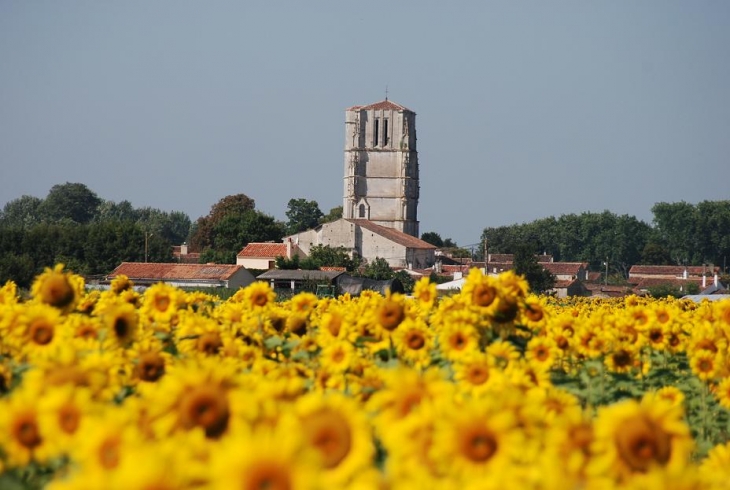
[145,232,154,263]
[483,238,488,274]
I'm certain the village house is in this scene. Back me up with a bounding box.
[286,218,436,269]
[236,239,303,270]
[107,262,255,290]
[628,264,721,295]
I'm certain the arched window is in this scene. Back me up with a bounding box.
[359,204,366,218]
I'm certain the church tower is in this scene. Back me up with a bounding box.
[343,99,419,237]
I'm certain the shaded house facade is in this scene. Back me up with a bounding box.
[236,240,303,270]
[286,218,436,269]
[107,263,255,289]
[628,265,721,295]
[256,269,344,293]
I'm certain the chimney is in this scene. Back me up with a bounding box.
[286,238,292,258]
[715,274,719,287]
[683,268,688,280]
[703,275,707,288]
[181,243,188,255]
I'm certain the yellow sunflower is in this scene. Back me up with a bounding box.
[293,392,375,486]
[590,396,693,479]
[430,399,522,481]
[208,424,320,490]
[31,264,84,312]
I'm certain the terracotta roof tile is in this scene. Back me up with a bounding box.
[347,220,437,250]
[108,262,245,281]
[237,243,288,258]
[542,262,588,275]
[629,265,719,276]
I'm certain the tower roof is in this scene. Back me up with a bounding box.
[347,99,412,112]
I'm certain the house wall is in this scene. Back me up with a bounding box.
[236,257,275,269]
[357,225,408,268]
[227,269,256,289]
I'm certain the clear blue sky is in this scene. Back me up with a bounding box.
[1,1,728,247]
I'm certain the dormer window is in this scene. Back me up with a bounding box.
[359,204,366,218]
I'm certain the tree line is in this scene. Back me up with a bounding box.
[481,201,730,279]
[0,183,343,288]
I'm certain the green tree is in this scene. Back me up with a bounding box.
[285,198,323,235]
[320,205,343,224]
[641,242,672,265]
[651,201,697,265]
[0,195,43,228]
[420,232,444,248]
[393,270,415,294]
[309,245,361,271]
[361,257,393,280]
[37,182,102,224]
[513,244,555,294]
[190,194,258,252]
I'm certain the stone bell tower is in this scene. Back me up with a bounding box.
[343,99,419,237]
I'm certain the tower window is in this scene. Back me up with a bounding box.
[374,119,379,146]
[359,204,366,218]
[383,119,389,146]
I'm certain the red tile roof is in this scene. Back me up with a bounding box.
[629,265,719,276]
[347,220,437,250]
[542,262,588,275]
[237,243,288,258]
[633,277,704,289]
[347,100,412,112]
[108,262,245,281]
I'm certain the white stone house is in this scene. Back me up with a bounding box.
[236,240,303,270]
[286,218,436,269]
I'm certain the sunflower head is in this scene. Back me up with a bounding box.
[31,264,83,312]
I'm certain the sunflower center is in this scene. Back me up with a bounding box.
[154,295,171,312]
[525,307,544,322]
[179,385,230,438]
[14,415,42,449]
[197,332,223,355]
[406,331,426,350]
[138,352,166,382]
[251,291,269,307]
[461,428,497,462]
[467,366,489,385]
[326,316,342,336]
[42,274,75,309]
[615,416,671,472]
[450,333,467,349]
[331,347,346,364]
[303,409,352,469]
[58,404,81,434]
[113,317,132,341]
[287,316,307,336]
[76,324,98,339]
[649,329,663,343]
[656,312,670,324]
[98,436,121,469]
[613,350,632,368]
[472,284,496,307]
[245,461,292,490]
[378,302,405,331]
[535,346,549,361]
[30,321,54,345]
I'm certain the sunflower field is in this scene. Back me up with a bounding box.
[2,265,730,489]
